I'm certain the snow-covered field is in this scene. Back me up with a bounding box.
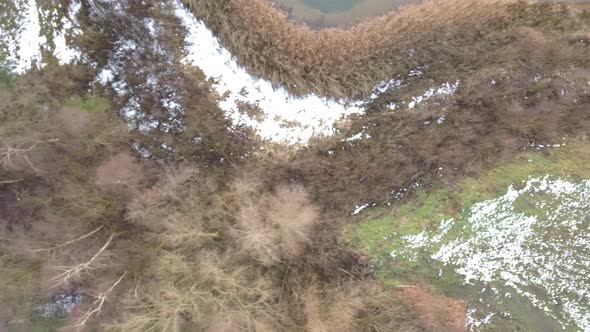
[390,176,590,330]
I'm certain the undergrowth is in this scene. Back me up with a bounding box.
[0,68,426,331]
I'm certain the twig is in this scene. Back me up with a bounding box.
[51,233,115,288]
[31,226,105,258]
[0,179,23,184]
[112,180,142,194]
[71,272,127,331]
[338,268,359,280]
[0,138,59,172]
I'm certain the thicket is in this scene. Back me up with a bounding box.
[0,69,432,331]
[76,0,258,167]
[0,68,129,330]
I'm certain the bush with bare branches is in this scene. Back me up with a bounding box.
[230,181,319,265]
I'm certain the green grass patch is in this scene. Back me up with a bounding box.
[62,95,110,114]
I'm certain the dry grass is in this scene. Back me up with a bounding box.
[0,87,455,332]
[268,186,318,260]
[103,167,422,331]
[108,250,280,331]
[302,282,363,332]
[300,280,423,332]
[184,0,526,97]
[400,286,467,332]
[127,166,223,249]
[265,24,590,211]
[111,170,281,330]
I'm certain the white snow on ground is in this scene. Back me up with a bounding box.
[51,1,83,65]
[408,80,460,109]
[3,0,45,73]
[343,125,372,142]
[174,3,365,144]
[1,0,82,73]
[371,78,404,99]
[3,0,458,146]
[175,2,457,143]
[391,176,590,331]
[351,203,371,215]
[3,0,459,145]
[34,290,83,318]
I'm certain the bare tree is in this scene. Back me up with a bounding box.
[0,138,59,173]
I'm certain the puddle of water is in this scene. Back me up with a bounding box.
[272,0,422,27]
[376,176,590,330]
[302,0,360,12]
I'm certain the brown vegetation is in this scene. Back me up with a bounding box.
[400,286,467,332]
[1,0,589,331]
[55,107,92,137]
[0,72,423,328]
[184,0,514,96]
[229,180,319,265]
[252,24,590,211]
[183,0,585,97]
[76,0,258,168]
[0,68,131,331]
[93,165,420,331]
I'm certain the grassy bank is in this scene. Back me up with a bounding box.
[184,0,587,97]
[351,138,590,256]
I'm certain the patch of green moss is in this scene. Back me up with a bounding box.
[62,95,110,114]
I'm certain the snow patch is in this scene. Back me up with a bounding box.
[175,3,364,144]
[4,0,45,73]
[351,203,371,215]
[52,1,83,65]
[408,81,459,109]
[391,176,590,330]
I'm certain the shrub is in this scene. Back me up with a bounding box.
[229,179,319,265]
